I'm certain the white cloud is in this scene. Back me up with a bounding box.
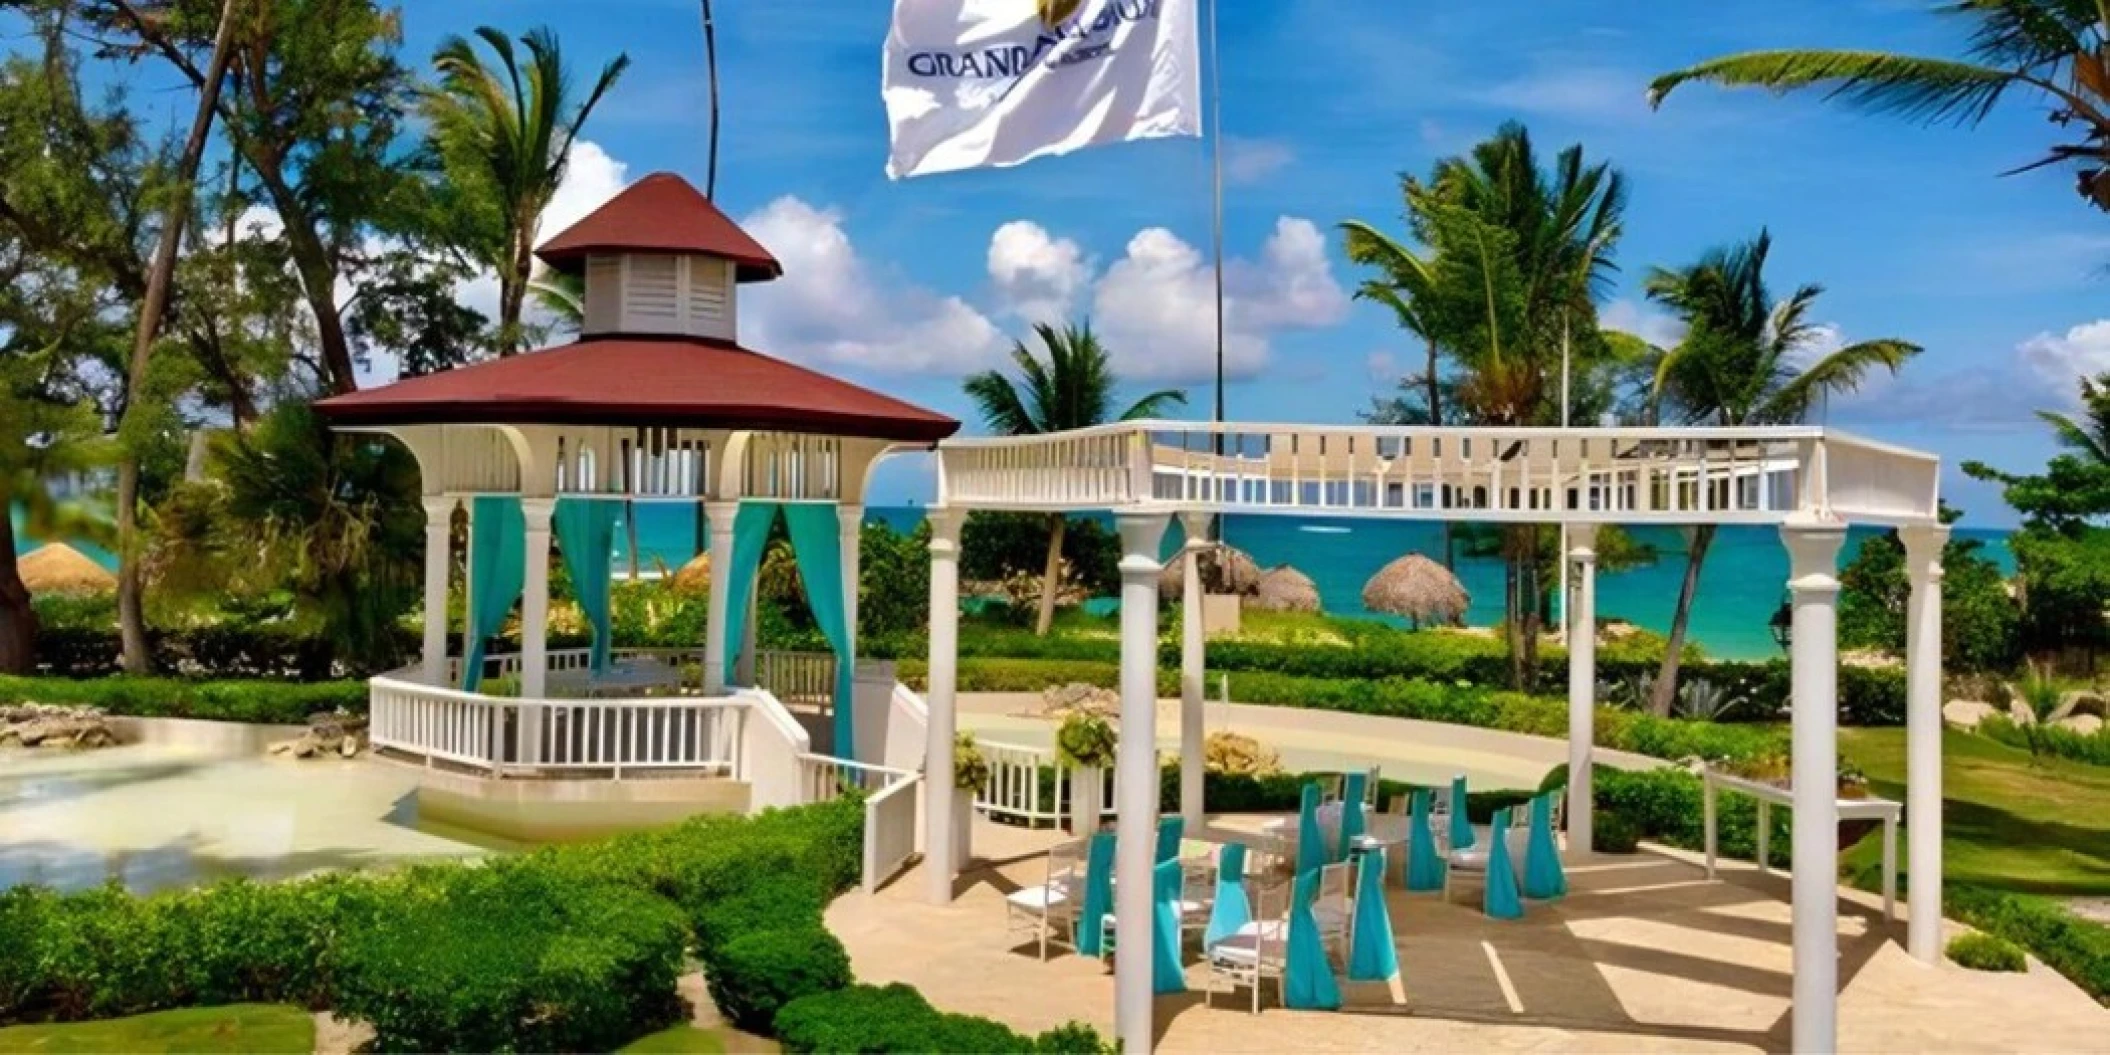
[1600,298,1684,350]
[740,196,1006,373]
[535,141,629,244]
[987,221,1089,324]
[1365,350,1400,384]
[1089,217,1347,384]
[1223,137,1294,185]
[1472,67,1646,124]
[2018,319,2110,397]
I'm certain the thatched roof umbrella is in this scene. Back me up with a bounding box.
[1361,553,1467,629]
[1158,544,1263,598]
[668,551,712,594]
[1250,565,1320,613]
[18,543,116,595]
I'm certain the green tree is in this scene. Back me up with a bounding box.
[1641,231,1919,715]
[962,321,1184,635]
[1648,1,2110,213]
[426,26,628,354]
[1839,506,2020,673]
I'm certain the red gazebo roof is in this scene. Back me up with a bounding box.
[313,336,959,443]
[536,172,782,282]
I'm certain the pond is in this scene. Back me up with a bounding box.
[0,744,501,894]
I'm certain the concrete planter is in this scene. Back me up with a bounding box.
[1070,764,1103,835]
[953,788,974,871]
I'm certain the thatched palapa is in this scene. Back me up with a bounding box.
[17,543,115,595]
[1157,543,1263,597]
[1361,553,1467,628]
[1250,565,1320,613]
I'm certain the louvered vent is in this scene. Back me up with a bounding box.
[580,253,737,339]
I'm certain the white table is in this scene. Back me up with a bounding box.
[1700,767,1900,921]
[1260,812,1413,853]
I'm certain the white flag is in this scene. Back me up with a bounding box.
[883,0,1201,179]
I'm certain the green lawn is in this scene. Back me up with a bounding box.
[616,1024,730,1053]
[0,1004,313,1054]
[1841,726,2110,896]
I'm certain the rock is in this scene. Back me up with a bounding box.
[268,739,296,756]
[0,703,115,752]
[2050,691,2107,724]
[1944,700,2000,731]
[339,736,359,758]
[1038,682,1117,720]
[1204,730,1281,777]
[2056,714,2104,736]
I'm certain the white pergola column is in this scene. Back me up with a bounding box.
[1114,511,1169,1055]
[924,507,966,905]
[839,503,864,739]
[1783,517,1846,1055]
[519,497,557,766]
[703,500,738,694]
[1178,510,1211,830]
[1901,523,1948,964]
[420,495,455,685]
[1565,522,1598,857]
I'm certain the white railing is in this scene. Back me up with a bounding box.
[368,673,744,778]
[795,753,924,893]
[973,739,1117,827]
[938,422,1943,527]
[756,649,837,711]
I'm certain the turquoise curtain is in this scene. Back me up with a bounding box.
[1295,782,1326,876]
[1404,789,1445,891]
[1076,831,1116,958]
[1483,808,1524,920]
[1523,791,1567,899]
[552,499,621,675]
[1348,848,1400,982]
[461,496,526,691]
[1203,843,1252,948]
[718,502,779,685]
[1448,775,1475,851]
[1336,773,1367,861]
[1283,868,1342,1010]
[1151,858,1187,994]
[783,503,855,758]
[1155,815,1184,864]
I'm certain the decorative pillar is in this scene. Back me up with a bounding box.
[519,497,556,766]
[1114,512,1169,1055]
[1783,517,1846,1055]
[924,507,966,905]
[840,503,864,747]
[1565,522,1598,857]
[1901,523,1948,964]
[703,500,738,693]
[1179,511,1210,830]
[421,496,455,685]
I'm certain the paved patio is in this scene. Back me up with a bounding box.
[826,817,2108,1053]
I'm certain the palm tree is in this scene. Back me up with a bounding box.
[529,269,586,339]
[427,27,629,355]
[1641,231,1921,715]
[2040,371,2110,466]
[1648,1,2110,212]
[963,322,1185,635]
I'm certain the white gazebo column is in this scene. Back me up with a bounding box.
[420,495,455,685]
[924,507,966,905]
[1178,511,1210,830]
[1783,517,1846,1054]
[703,500,738,693]
[1565,522,1598,857]
[519,497,557,765]
[1114,511,1169,1055]
[1901,523,1948,964]
[839,503,864,731]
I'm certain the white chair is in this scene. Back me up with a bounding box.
[1099,885,1211,961]
[1311,860,1355,958]
[1205,877,1291,1014]
[1006,838,1085,960]
[1443,814,1531,905]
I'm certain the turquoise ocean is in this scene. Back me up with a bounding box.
[14,503,2011,662]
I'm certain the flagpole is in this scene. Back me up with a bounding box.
[1558,314,1571,635]
[1205,0,1226,540]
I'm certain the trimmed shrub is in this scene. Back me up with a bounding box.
[1948,886,2110,1004]
[1594,811,1642,854]
[1978,715,2110,768]
[1593,767,1790,868]
[705,926,852,1035]
[0,676,368,724]
[31,626,416,680]
[1947,932,2027,973]
[774,983,1108,1054]
[327,865,687,1053]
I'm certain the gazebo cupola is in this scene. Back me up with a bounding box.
[315,171,956,768]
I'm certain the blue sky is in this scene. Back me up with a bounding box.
[36,0,2110,524]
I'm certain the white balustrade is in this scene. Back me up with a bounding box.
[971,739,1118,827]
[862,773,922,894]
[755,650,838,711]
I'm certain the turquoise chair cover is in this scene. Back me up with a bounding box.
[1151,858,1187,993]
[1483,808,1524,920]
[1283,868,1342,1010]
[1348,847,1400,982]
[1522,792,1567,899]
[1156,815,1185,864]
[1336,772,1368,861]
[1202,843,1252,948]
[1404,789,1445,891]
[1295,782,1326,876]
[1076,832,1117,957]
[1448,774,1475,851]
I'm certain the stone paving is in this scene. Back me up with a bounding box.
[826,817,2108,1054]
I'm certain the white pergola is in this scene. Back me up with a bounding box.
[918,421,1947,1055]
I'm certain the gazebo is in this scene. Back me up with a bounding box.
[315,172,955,792]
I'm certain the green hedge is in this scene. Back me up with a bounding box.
[775,984,1105,1054]
[1590,767,1792,868]
[32,627,417,680]
[1977,715,2110,768]
[1946,932,2027,973]
[1948,886,2110,1004]
[0,676,368,725]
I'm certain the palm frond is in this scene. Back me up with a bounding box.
[1760,339,1922,422]
[1649,50,2018,125]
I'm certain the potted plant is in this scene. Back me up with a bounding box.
[953,732,991,870]
[1836,755,1869,799]
[1056,712,1118,835]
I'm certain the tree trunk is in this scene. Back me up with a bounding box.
[1649,524,1716,717]
[498,234,531,356]
[116,0,242,676]
[1035,514,1066,637]
[0,482,36,674]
